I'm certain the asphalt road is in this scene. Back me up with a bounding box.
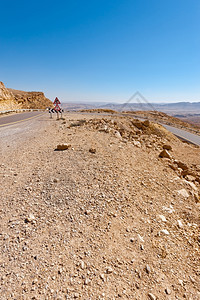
[0,111,45,128]
[162,124,200,146]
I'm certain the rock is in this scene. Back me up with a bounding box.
[193,192,200,203]
[99,125,109,133]
[177,220,183,228]
[185,175,196,182]
[100,274,105,281]
[187,181,197,191]
[159,150,172,159]
[80,261,85,269]
[55,144,71,151]
[165,287,171,295]
[106,267,113,274]
[146,264,151,274]
[84,278,90,285]
[163,144,172,150]
[130,238,134,243]
[138,234,144,242]
[25,213,36,224]
[89,148,96,154]
[115,131,122,140]
[158,215,167,222]
[176,161,188,170]
[133,141,141,148]
[74,293,79,298]
[143,120,150,127]
[177,189,189,198]
[160,229,169,235]
[148,293,157,300]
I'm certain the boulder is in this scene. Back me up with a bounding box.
[159,149,172,159]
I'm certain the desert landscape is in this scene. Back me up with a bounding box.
[0,109,199,299]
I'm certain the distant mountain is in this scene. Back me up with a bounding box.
[62,100,200,115]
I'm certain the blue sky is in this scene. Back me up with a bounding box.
[0,0,200,103]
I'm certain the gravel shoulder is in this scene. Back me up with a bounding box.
[0,112,199,299]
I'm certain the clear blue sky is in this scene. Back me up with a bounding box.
[0,0,199,103]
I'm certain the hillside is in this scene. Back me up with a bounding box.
[0,111,199,299]
[0,81,52,110]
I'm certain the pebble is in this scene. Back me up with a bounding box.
[106,267,113,274]
[160,229,169,235]
[148,292,156,300]
[146,264,151,274]
[25,213,36,224]
[177,189,189,198]
[177,220,183,228]
[138,234,144,242]
[89,148,96,154]
[84,278,90,285]
[158,215,167,222]
[165,287,171,295]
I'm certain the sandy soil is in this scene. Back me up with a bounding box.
[0,112,199,299]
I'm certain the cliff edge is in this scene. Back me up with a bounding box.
[0,81,53,110]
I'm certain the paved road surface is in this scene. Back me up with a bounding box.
[162,124,200,146]
[0,111,45,128]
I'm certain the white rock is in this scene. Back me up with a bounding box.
[138,234,144,242]
[187,181,198,191]
[148,293,157,300]
[114,131,122,139]
[162,206,174,214]
[177,220,183,228]
[158,215,167,222]
[160,229,169,235]
[177,189,189,198]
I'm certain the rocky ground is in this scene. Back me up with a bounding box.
[0,112,199,299]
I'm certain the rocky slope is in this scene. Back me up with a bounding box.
[0,81,52,110]
[0,112,199,299]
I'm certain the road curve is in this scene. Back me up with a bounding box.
[0,111,45,128]
[161,124,200,146]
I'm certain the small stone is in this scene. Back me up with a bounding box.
[146,264,151,274]
[115,131,122,139]
[177,220,183,228]
[185,175,196,182]
[55,144,71,151]
[100,274,105,281]
[74,293,79,298]
[159,149,172,159]
[165,288,171,295]
[138,234,144,242]
[158,215,167,222]
[84,278,90,285]
[89,148,96,154]
[130,238,134,243]
[80,261,85,269]
[106,267,113,274]
[187,181,197,191]
[148,293,156,300]
[177,189,189,198]
[160,229,169,235]
[25,213,36,224]
[189,275,195,283]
